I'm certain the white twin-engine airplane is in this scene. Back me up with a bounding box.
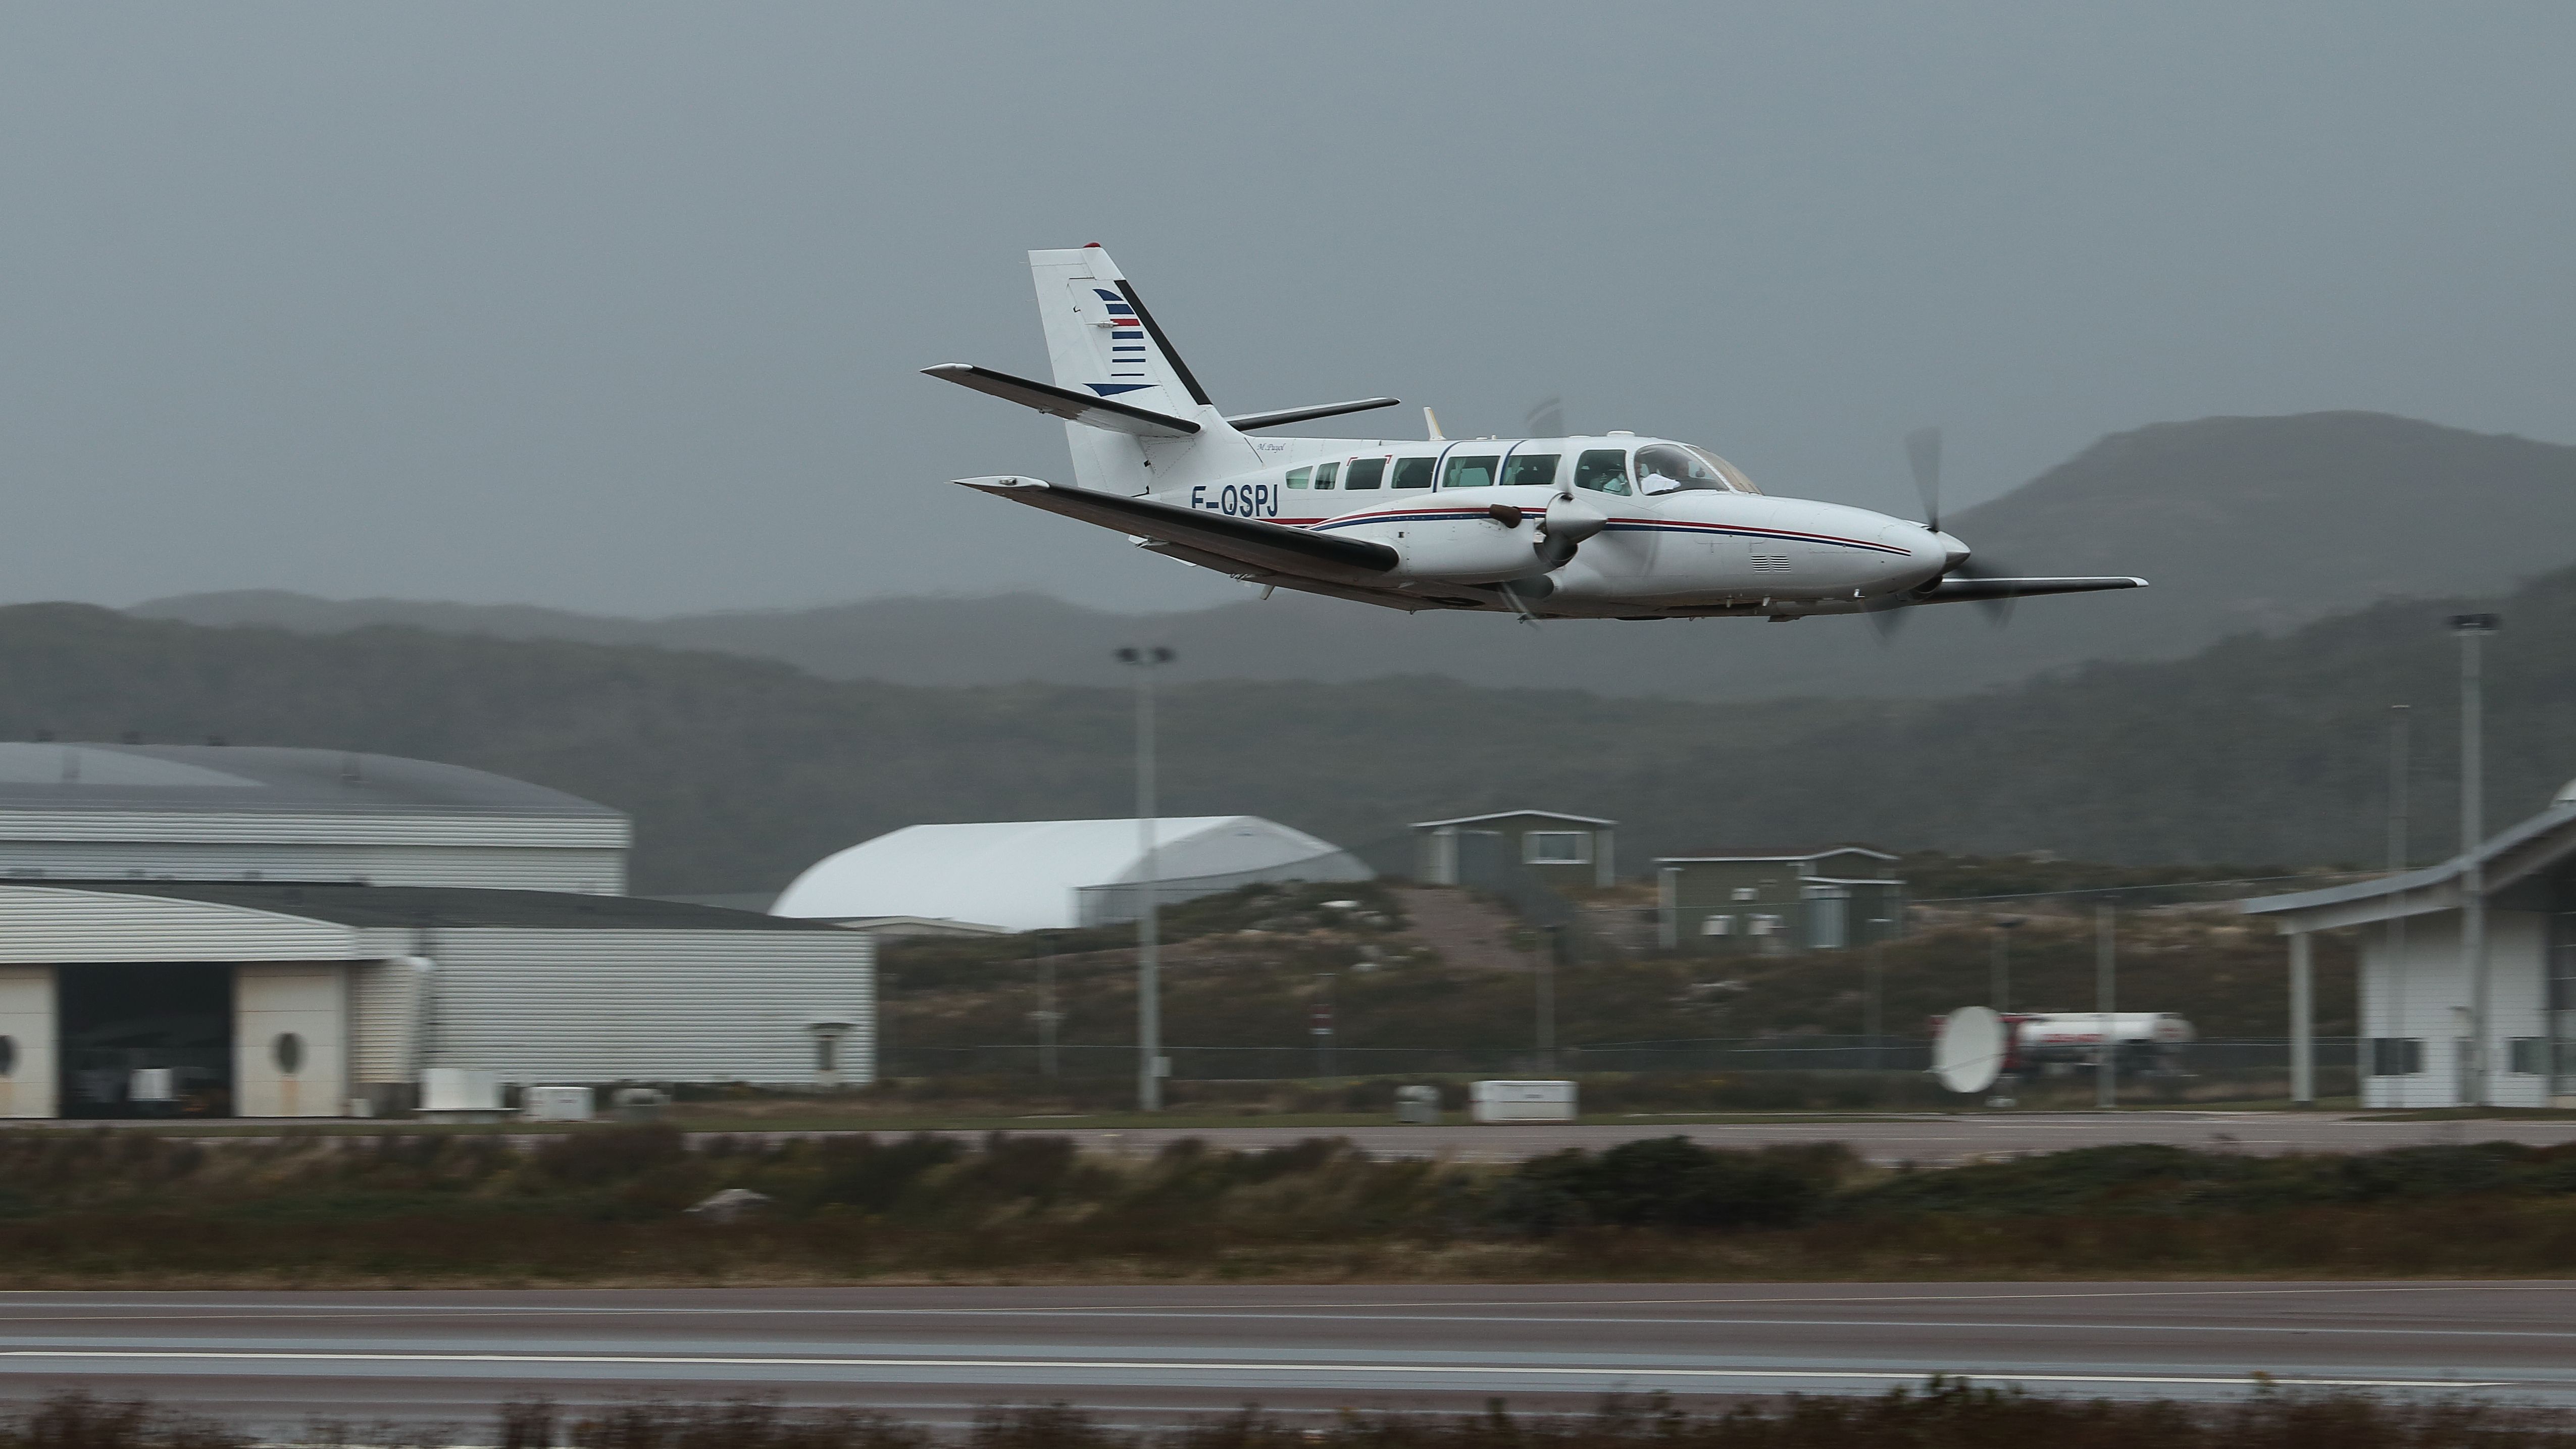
[931,245,2145,623]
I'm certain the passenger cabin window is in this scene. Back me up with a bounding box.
[1440,454,1499,489]
[1636,442,1739,496]
[1500,453,1560,488]
[1574,449,1633,495]
[1390,456,1437,490]
[1286,467,1311,489]
[1343,457,1386,490]
[1314,462,1338,490]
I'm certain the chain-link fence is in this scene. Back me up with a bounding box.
[883,1035,2359,1081]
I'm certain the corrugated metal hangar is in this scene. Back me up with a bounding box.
[0,743,872,1120]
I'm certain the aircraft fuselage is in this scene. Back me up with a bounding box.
[1149,432,1958,618]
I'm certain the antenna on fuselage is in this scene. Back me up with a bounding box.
[1423,406,1446,441]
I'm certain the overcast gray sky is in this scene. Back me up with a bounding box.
[4,3,2570,614]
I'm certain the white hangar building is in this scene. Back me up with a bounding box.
[0,742,628,891]
[0,743,872,1120]
[2245,777,2576,1110]
[773,816,1373,933]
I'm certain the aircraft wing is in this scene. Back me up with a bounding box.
[1917,576,2148,604]
[954,476,1400,584]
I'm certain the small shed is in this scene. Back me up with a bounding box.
[1411,810,1616,890]
[1655,845,1904,952]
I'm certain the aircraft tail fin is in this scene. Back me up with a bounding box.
[1025,246,1255,494]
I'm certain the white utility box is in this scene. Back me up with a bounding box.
[1469,1079,1578,1123]
[522,1085,595,1122]
[420,1068,503,1120]
[1393,1084,1441,1125]
[128,1068,177,1104]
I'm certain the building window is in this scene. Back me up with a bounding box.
[816,1033,839,1074]
[0,1036,13,1077]
[272,1032,305,1075]
[2508,1038,2551,1075]
[1731,887,1758,902]
[1700,915,1735,937]
[2368,1038,2425,1076]
[1525,832,1591,865]
[1748,914,1782,938]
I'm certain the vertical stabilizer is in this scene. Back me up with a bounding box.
[1027,246,1257,495]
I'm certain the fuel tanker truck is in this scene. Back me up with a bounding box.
[1932,1010,2196,1078]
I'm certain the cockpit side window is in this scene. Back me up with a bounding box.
[1314,461,1338,490]
[1286,467,1311,489]
[1636,442,1737,496]
[1574,449,1633,496]
[1343,457,1386,490]
[1685,444,1760,495]
[1500,453,1561,488]
[1390,456,1437,490]
[1439,454,1499,489]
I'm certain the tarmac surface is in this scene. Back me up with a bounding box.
[5,1281,2574,1434]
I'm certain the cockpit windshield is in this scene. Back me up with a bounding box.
[1634,442,1761,496]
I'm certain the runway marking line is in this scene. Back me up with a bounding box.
[0,1349,2507,1391]
[12,1312,2576,1343]
[9,1282,2574,1321]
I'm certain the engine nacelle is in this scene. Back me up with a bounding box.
[1365,516,1545,584]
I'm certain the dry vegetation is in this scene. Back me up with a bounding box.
[4,1127,2574,1287]
[12,1384,2576,1449]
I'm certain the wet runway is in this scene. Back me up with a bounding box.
[5,1281,2572,1434]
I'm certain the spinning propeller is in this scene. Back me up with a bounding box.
[1868,426,2025,640]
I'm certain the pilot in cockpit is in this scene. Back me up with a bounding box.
[1635,443,1749,497]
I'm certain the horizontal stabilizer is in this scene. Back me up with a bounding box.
[954,476,1397,582]
[1224,397,1402,432]
[923,364,1200,438]
[1922,576,2148,604]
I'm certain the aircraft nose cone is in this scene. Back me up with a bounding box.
[1937,532,1971,571]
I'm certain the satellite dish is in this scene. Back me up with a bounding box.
[1933,1006,2006,1094]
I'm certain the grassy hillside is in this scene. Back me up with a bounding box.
[12,551,2576,891]
[137,411,2576,700]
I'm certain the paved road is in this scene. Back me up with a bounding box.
[1036,1111,2576,1165]
[5,1282,2572,1435]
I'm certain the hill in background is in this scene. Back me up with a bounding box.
[136,411,2576,701]
[19,551,2576,893]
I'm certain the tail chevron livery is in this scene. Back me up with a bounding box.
[927,245,1400,495]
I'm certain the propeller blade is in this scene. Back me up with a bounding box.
[1863,599,1911,644]
[1950,555,2022,628]
[1905,426,1943,535]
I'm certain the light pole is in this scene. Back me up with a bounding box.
[1864,919,1893,1070]
[2385,704,2410,1094]
[1991,916,2025,1013]
[1032,952,1062,1078]
[2451,613,2499,1107]
[1536,924,1560,1074]
[1116,645,1174,1111]
[1311,972,1336,1080]
[2095,903,2116,1110]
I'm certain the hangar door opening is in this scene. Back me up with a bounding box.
[59,963,234,1119]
